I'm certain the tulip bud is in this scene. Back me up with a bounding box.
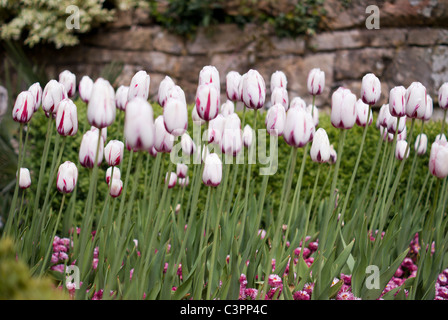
[42,80,66,116]
[377,104,391,129]
[221,100,234,117]
[79,129,104,168]
[406,82,427,119]
[115,85,129,111]
[196,83,220,121]
[28,82,42,111]
[389,86,406,117]
[289,97,307,111]
[306,104,319,127]
[167,85,187,107]
[57,161,78,193]
[181,133,196,156]
[271,70,288,93]
[17,168,31,189]
[361,73,381,105]
[88,78,116,129]
[243,124,253,148]
[79,75,94,104]
[221,113,243,156]
[283,107,315,148]
[208,114,226,145]
[56,98,78,136]
[329,145,337,164]
[106,166,121,184]
[176,163,188,179]
[124,97,155,152]
[307,68,325,96]
[166,172,177,189]
[271,87,289,109]
[386,115,406,135]
[128,70,150,101]
[238,73,247,102]
[331,87,357,130]
[178,177,189,188]
[435,134,447,143]
[192,105,206,126]
[154,115,174,153]
[429,140,448,178]
[198,65,220,93]
[59,70,76,98]
[110,179,123,198]
[310,128,331,163]
[265,104,286,136]
[395,140,409,160]
[397,126,407,141]
[203,153,222,187]
[415,133,428,156]
[163,98,188,136]
[12,91,34,123]
[149,146,158,158]
[158,76,176,107]
[241,69,266,110]
[438,83,448,110]
[226,71,242,101]
[90,126,107,144]
[104,140,124,167]
[424,94,433,121]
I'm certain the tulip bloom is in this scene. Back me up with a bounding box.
[331,87,357,129]
[158,75,176,107]
[87,78,116,129]
[265,104,286,136]
[166,172,177,189]
[208,114,226,145]
[42,80,66,116]
[221,100,234,117]
[178,177,189,188]
[283,107,315,148]
[128,70,150,101]
[110,179,123,198]
[438,83,448,110]
[115,85,129,111]
[181,133,196,156]
[59,70,76,98]
[124,97,155,152]
[429,140,448,178]
[435,134,447,143]
[203,153,222,187]
[424,94,433,122]
[226,71,242,101]
[198,65,220,93]
[271,87,289,109]
[386,114,406,135]
[241,69,266,110]
[361,73,381,105]
[106,166,121,184]
[79,75,94,104]
[310,128,330,163]
[17,168,31,189]
[57,161,78,193]
[28,82,42,111]
[355,99,373,127]
[395,140,409,160]
[415,133,428,155]
[176,163,188,179]
[329,145,337,164]
[289,97,307,111]
[104,140,124,167]
[405,82,427,119]
[376,104,391,129]
[196,83,220,121]
[90,126,107,144]
[12,91,34,123]
[221,113,243,156]
[79,129,104,169]
[56,98,78,136]
[163,98,188,136]
[166,85,187,107]
[389,86,406,117]
[307,68,325,96]
[271,70,288,93]
[243,124,253,148]
[154,115,174,153]
[306,104,319,127]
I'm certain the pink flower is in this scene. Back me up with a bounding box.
[241,69,266,110]
[268,274,282,288]
[226,71,242,102]
[293,290,310,300]
[12,91,35,123]
[331,87,357,130]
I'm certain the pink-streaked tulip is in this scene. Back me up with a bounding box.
[128,70,150,101]
[283,107,315,148]
[203,153,222,187]
[238,73,247,102]
[389,86,406,117]
[329,145,337,164]
[167,85,187,107]
[154,115,174,153]
[208,114,226,145]
[242,124,253,148]
[386,114,406,135]
[331,87,357,130]
[265,104,286,136]
[192,104,205,126]
[310,128,330,163]
[12,91,34,123]
[56,98,78,136]
[149,146,158,158]
[79,129,104,168]
[424,94,433,121]
[90,126,107,144]
[59,70,76,98]
[196,83,220,121]
[104,140,124,167]
[415,133,428,156]
[79,75,94,104]
[124,97,155,152]
[306,104,319,127]
[361,73,381,105]
[376,104,391,129]
[42,80,66,116]
[271,87,289,109]
[57,161,78,193]
[178,177,189,188]
[198,65,220,93]
[429,140,448,178]
[115,85,129,111]
[176,163,188,179]
[406,82,427,119]
[163,98,188,136]
[221,113,243,156]
[110,179,123,198]
[226,71,242,102]
[106,166,121,184]
[289,97,307,111]
[165,172,177,189]
[438,83,448,110]
[307,68,325,96]
[395,140,409,160]
[397,126,407,141]
[435,134,447,143]
[158,75,176,107]
[87,78,116,129]
[271,70,287,93]
[28,82,42,111]
[221,100,234,117]
[17,168,31,189]
[181,133,196,156]
[241,69,266,110]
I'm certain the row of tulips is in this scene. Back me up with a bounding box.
[3,59,448,300]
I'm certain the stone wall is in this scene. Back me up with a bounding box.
[27,0,448,109]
